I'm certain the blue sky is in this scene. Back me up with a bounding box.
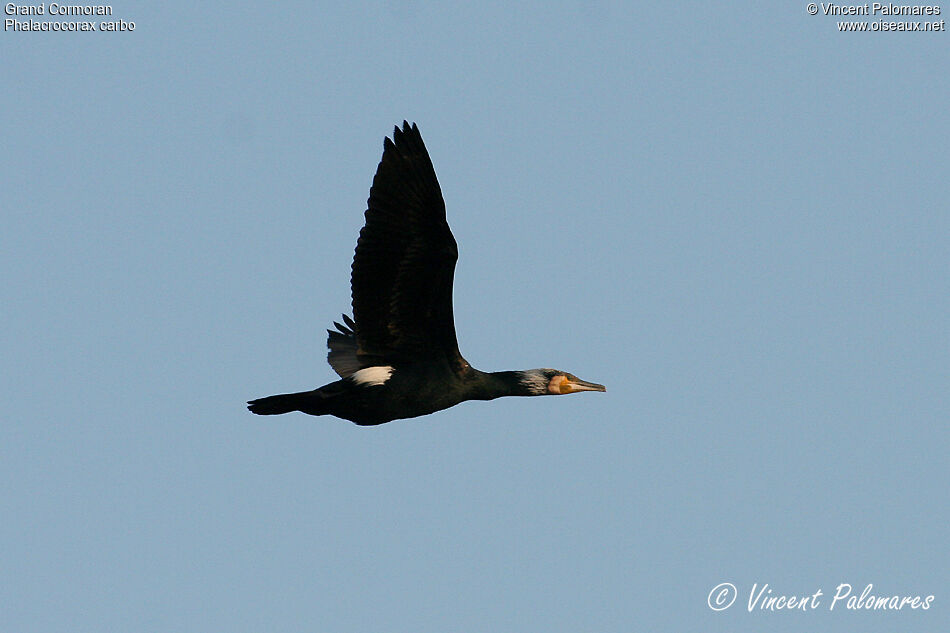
[1,2,947,632]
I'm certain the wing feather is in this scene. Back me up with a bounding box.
[337,122,466,374]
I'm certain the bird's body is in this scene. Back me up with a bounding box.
[248,122,604,425]
[249,364,536,426]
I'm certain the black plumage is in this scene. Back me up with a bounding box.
[248,122,604,425]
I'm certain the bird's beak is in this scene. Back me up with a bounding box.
[565,377,606,393]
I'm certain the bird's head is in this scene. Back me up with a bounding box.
[518,368,606,396]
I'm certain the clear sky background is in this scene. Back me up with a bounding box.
[2,2,947,632]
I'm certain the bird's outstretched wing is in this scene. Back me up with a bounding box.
[330,122,466,376]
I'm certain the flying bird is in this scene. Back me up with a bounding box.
[247,122,605,425]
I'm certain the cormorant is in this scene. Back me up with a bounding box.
[248,122,605,425]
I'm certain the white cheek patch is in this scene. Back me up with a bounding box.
[351,366,395,386]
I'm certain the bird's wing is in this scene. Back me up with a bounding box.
[342,121,466,374]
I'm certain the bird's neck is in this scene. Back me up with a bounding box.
[469,370,542,400]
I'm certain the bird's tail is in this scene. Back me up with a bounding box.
[247,391,314,416]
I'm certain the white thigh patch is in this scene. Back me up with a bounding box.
[350,366,395,386]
